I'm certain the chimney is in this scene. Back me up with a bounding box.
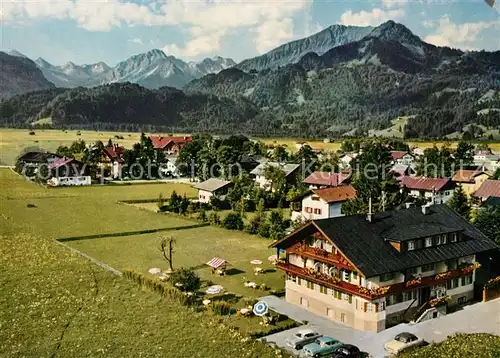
[367,197,373,222]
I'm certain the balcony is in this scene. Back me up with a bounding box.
[288,242,354,271]
[276,262,386,300]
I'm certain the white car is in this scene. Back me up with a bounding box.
[284,329,322,350]
[384,332,425,355]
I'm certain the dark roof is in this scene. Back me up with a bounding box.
[484,196,500,207]
[273,205,498,277]
[17,151,60,163]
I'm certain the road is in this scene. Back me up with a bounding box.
[260,295,500,358]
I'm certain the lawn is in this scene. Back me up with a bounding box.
[0,168,291,357]
[68,225,284,298]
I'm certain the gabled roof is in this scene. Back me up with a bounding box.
[303,171,350,187]
[391,151,412,160]
[399,176,454,192]
[250,162,300,177]
[272,205,498,277]
[102,146,125,163]
[474,180,500,199]
[311,185,356,204]
[49,157,79,169]
[193,178,232,193]
[391,164,413,177]
[17,151,60,163]
[150,136,192,149]
[453,169,489,183]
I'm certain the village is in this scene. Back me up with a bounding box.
[6,133,500,357]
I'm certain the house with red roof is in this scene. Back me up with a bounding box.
[291,185,356,222]
[399,176,455,205]
[473,180,500,202]
[47,157,90,186]
[150,135,192,155]
[303,171,350,189]
[100,145,125,178]
[452,169,490,197]
[390,151,415,166]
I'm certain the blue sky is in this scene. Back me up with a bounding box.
[1,0,499,66]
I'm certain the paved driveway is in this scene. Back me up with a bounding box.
[260,296,500,358]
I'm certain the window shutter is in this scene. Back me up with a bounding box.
[363,303,367,312]
[348,294,352,304]
[374,303,379,313]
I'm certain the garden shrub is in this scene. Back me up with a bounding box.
[222,212,244,230]
[168,267,201,292]
[208,212,221,226]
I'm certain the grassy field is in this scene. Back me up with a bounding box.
[0,168,291,357]
[68,226,283,298]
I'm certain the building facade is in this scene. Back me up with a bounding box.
[291,186,356,222]
[452,170,490,197]
[271,205,497,332]
[193,178,233,204]
[399,176,455,205]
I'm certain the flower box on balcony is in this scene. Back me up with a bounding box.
[435,271,452,280]
[460,262,481,274]
[406,278,422,287]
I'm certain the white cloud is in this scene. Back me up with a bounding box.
[339,8,405,27]
[128,38,143,45]
[424,16,499,50]
[382,0,405,9]
[3,0,311,57]
[163,30,226,57]
[255,18,295,54]
[422,20,437,28]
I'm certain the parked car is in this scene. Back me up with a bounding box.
[285,329,322,350]
[303,336,344,357]
[330,344,361,358]
[384,332,425,354]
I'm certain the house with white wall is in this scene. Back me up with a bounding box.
[291,186,356,222]
[390,151,415,166]
[193,178,233,204]
[271,205,497,332]
[250,162,300,191]
[399,176,455,205]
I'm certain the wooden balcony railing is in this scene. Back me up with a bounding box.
[276,261,480,301]
[288,242,354,270]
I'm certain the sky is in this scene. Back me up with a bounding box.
[1,0,499,66]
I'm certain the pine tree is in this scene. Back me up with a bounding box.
[447,185,471,220]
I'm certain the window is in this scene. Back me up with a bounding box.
[447,278,459,289]
[380,272,394,282]
[333,290,342,299]
[320,285,328,294]
[352,271,358,281]
[312,196,320,201]
[342,270,350,281]
[306,281,314,289]
[313,208,322,215]
[461,275,473,286]
[451,233,458,243]
[366,303,374,312]
[408,240,415,251]
[458,296,467,304]
[297,277,302,285]
[441,235,448,244]
[305,207,313,214]
[425,237,433,247]
[447,259,458,270]
[403,290,415,301]
[408,267,418,275]
[342,293,352,303]
[386,295,396,306]
[422,264,435,272]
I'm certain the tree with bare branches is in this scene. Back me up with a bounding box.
[159,236,176,272]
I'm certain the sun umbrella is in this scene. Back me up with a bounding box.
[205,285,223,294]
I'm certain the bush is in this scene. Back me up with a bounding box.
[168,267,201,292]
[258,221,270,238]
[243,297,258,307]
[209,212,221,226]
[211,301,231,316]
[246,213,264,235]
[197,209,208,222]
[222,212,244,230]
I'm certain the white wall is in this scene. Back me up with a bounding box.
[198,189,213,203]
[48,176,91,186]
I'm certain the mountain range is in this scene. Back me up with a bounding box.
[1,20,499,139]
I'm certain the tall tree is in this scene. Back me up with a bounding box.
[454,141,475,167]
[474,206,500,245]
[447,185,471,220]
[159,236,176,272]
